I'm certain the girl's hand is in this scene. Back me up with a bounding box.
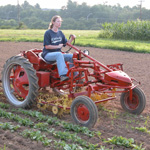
[67,34,76,44]
[70,34,76,40]
[58,44,63,48]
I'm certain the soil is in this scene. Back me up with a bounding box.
[0,42,150,150]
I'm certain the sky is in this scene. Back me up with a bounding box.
[0,0,150,10]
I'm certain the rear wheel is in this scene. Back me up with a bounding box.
[120,87,146,115]
[71,96,98,128]
[2,56,39,108]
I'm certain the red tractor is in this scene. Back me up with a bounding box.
[2,42,146,128]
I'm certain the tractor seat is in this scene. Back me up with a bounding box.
[38,52,56,64]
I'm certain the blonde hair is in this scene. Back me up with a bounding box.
[48,15,62,29]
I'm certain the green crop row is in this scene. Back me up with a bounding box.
[0,121,86,149]
[34,122,98,149]
[99,20,150,41]
[0,108,97,149]
[0,102,98,137]
[21,129,84,149]
[0,108,34,127]
[0,102,146,149]
[11,108,97,137]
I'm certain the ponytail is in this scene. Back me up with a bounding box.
[48,15,62,29]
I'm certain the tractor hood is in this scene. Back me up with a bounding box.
[104,70,132,86]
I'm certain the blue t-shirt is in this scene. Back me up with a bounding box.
[43,29,67,57]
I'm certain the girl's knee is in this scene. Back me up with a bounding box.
[57,52,64,58]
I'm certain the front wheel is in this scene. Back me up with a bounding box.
[120,87,146,115]
[70,96,98,128]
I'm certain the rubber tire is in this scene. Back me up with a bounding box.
[70,96,98,128]
[2,56,39,108]
[120,87,146,115]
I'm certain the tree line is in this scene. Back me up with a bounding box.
[0,0,150,30]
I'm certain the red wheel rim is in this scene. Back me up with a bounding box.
[12,66,29,98]
[76,104,89,121]
[125,93,139,110]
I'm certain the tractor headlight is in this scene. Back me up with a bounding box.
[83,49,89,55]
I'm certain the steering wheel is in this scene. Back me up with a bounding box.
[65,35,75,53]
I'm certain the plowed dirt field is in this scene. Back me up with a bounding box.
[0,42,149,150]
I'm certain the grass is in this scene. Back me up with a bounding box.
[0,29,150,53]
[0,144,6,150]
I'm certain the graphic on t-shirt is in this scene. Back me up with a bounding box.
[51,37,62,44]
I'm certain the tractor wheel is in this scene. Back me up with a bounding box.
[120,87,146,115]
[2,56,39,108]
[70,96,98,128]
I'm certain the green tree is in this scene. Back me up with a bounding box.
[0,0,150,30]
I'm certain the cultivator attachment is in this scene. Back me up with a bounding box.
[90,88,117,106]
[37,91,72,117]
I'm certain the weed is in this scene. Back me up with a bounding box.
[0,92,4,95]
[125,123,129,129]
[125,119,132,123]
[144,116,150,127]
[133,126,150,135]
[0,144,6,150]
[95,131,102,139]
[134,126,147,132]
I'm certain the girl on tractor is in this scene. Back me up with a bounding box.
[42,15,76,81]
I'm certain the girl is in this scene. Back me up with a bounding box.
[42,15,76,81]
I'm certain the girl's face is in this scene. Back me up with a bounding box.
[53,17,62,28]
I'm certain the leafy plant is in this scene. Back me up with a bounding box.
[0,102,9,109]
[0,108,34,127]
[0,122,20,132]
[34,122,49,131]
[104,136,144,149]
[105,136,134,148]
[61,121,95,137]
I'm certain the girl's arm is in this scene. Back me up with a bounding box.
[45,44,63,50]
[67,34,76,44]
